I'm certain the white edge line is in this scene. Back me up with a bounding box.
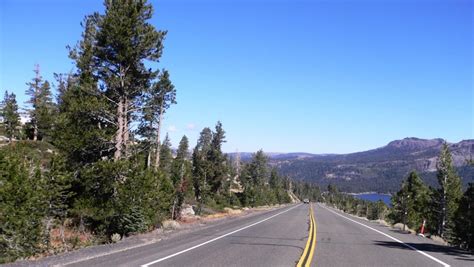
[319,204,450,267]
[140,204,301,267]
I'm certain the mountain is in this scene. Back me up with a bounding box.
[265,138,474,193]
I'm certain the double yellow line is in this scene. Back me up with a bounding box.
[296,203,317,267]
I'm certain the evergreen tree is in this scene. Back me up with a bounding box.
[36,80,56,141]
[170,136,191,219]
[152,70,176,168]
[248,150,268,187]
[91,0,167,160]
[138,70,176,169]
[240,150,271,206]
[1,91,20,142]
[25,65,55,141]
[192,127,213,213]
[433,143,463,239]
[391,171,430,231]
[40,155,74,247]
[207,121,227,194]
[171,135,191,185]
[54,73,74,108]
[54,14,115,167]
[453,183,474,250]
[0,149,46,262]
[159,133,173,174]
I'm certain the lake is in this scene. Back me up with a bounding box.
[353,193,392,206]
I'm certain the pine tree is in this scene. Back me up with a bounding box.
[454,183,474,250]
[192,127,213,214]
[24,65,55,141]
[170,136,191,219]
[159,134,173,174]
[138,70,176,169]
[171,135,191,185]
[54,73,74,108]
[40,155,73,247]
[434,142,463,239]
[54,14,115,167]
[207,121,227,194]
[0,148,46,262]
[91,0,167,160]
[1,91,20,142]
[248,150,268,187]
[391,171,430,231]
[36,80,55,141]
[152,70,176,169]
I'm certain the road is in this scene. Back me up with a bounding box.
[11,203,474,267]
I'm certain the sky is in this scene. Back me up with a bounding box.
[0,0,472,154]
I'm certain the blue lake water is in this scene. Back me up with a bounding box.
[354,193,392,206]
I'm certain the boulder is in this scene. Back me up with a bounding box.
[162,220,180,230]
[180,205,195,217]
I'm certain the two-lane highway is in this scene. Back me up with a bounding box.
[14,203,474,266]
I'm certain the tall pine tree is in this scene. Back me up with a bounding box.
[170,135,191,219]
[192,127,213,214]
[25,65,55,141]
[433,142,463,239]
[92,0,167,160]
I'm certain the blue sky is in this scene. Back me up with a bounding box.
[0,0,472,153]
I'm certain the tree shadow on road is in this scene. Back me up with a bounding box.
[374,241,474,262]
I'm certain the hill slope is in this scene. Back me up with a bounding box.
[269,138,474,193]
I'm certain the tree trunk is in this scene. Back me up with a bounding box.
[154,101,164,169]
[33,122,38,141]
[123,98,130,158]
[146,150,152,168]
[114,97,124,160]
[8,121,12,143]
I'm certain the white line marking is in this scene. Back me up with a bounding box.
[319,204,450,267]
[140,204,301,267]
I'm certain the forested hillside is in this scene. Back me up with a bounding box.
[273,138,474,192]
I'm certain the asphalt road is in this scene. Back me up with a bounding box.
[68,204,309,267]
[313,203,474,267]
[10,203,474,266]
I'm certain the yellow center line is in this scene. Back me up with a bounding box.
[307,205,317,266]
[296,203,317,267]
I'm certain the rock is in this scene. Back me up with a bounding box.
[180,205,195,217]
[162,220,180,230]
[429,235,448,245]
[393,223,416,234]
[111,233,121,243]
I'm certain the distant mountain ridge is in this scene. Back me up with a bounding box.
[230,138,474,193]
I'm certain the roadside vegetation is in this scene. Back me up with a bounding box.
[0,0,296,263]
